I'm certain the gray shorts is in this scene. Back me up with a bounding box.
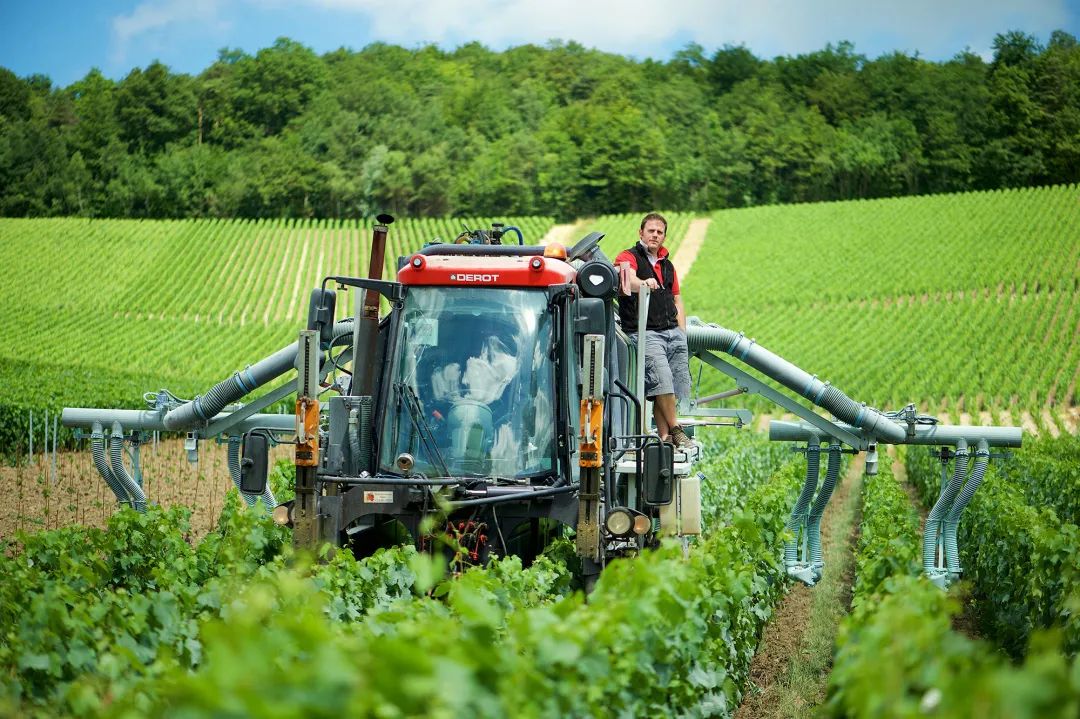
[631,328,691,400]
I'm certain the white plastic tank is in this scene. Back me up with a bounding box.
[659,472,703,536]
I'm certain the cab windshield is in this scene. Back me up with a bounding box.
[380,287,556,479]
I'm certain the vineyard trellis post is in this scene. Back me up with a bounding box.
[50,411,58,484]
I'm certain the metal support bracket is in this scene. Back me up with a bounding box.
[203,380,298,437]
[791,445,858,455]
[928,447,1012,462]
[203,345,353,438]
[693,350,867,449]
[682,407,753,425]
[322,275,405,303]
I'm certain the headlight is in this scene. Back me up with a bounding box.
[605,508,634,537]
[632,515,651,535]
[272,504,293,526]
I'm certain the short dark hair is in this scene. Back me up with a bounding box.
[640,212,667,232]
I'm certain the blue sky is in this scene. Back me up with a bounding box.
[2,0,1079,87]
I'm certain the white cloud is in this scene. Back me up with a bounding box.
[102,0,1075,77]
[113,0,227,42]
[293,0,1075,59]
[111,0,230,65]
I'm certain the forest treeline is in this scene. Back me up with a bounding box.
[1,30,1078,221]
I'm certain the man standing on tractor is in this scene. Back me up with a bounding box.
[616,213,694,449]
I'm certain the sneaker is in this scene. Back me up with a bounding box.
[669,425,694,449]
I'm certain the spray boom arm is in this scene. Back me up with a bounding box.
[684,316,1021,588]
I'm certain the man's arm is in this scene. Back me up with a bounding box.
[628,274,659,292]
[615,252,659,293]
[674,294,686,331]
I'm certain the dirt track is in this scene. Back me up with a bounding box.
[671,217,710,281]
[540,220,587,246]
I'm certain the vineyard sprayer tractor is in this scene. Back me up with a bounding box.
[63,220,1022,589]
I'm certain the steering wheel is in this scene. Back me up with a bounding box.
[568,231,605,262]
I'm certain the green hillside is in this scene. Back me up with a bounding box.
[683,184,1080,418]
[1,185,1077,449]
[4,34,1079,221]
[0,215,554,446]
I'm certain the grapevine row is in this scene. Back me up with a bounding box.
[1,432,795,717]
[994,433,1080,527]
[903,444,1080,657]
[825,457,1080,718]
[701,184,1080,313]
[684,184,1080,416]
[687,282,1080,414]
[108,454,804,717]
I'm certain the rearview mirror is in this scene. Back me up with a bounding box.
[240,431,270,495]
[642,438,674,505]
[307,288,337,348]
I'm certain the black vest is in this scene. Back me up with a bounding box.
[618,243,679,332]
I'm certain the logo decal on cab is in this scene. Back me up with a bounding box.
[449,273,500,282]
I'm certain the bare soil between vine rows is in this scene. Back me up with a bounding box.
[734,458,862,718]
[0,439,291,544]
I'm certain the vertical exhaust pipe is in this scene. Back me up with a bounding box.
[352,214,394,398]
[366,215,391,304]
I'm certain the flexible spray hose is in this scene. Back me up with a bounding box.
[686,319,906,443]
[110,424,147,512]
[91,422,132,506]
[227,436,277,511]
[807,443,842,575]
[346,396,375,472]
[357,396,373,469]
[163,319,355,431]
[348,409,363,471]
[227,437,254,508]
[943,440,989,576]
[501,226,524,245]
[329,319,356,345]
[784,436,821,568]
[922,440,968,575]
